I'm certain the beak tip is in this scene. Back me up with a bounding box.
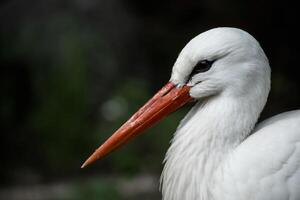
[81,153,98,169]
[81,144,108,168]
[81,160,89,169]
[81,162,87,169]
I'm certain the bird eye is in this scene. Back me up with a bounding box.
[188,60,214,80]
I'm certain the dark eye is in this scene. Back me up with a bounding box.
[188,60,214,80]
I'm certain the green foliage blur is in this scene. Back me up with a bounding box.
[0,0,299,199]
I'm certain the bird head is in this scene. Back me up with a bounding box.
[171,27,270,100]
[81,27,270,168]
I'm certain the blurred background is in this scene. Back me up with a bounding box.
[0,0,299,199]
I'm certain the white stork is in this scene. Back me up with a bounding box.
[82,27,300,200]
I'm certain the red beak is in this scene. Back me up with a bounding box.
[81,82,192,168]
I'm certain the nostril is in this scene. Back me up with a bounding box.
[161,86,174,97]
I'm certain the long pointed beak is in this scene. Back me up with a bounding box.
[81,82,192,168]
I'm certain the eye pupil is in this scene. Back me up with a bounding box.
[195,60,212,72]
[189,60,214,80]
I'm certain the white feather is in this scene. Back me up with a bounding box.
[160,27,300,200]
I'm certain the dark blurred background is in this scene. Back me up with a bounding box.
[0,0,299,199]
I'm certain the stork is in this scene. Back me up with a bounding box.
[82,27,300,200]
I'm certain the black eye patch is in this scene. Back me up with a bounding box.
[188,60,214,80]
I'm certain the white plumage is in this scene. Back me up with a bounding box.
[160,28,300,200]
[82,27,300,200]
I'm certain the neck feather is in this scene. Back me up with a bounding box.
[160,95,263,200]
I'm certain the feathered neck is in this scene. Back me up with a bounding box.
[160,94,264,200]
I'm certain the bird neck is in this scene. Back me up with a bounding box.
[161,95,264,200]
